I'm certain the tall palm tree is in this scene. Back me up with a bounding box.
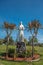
[4,22,16,59]
[28,19,41,58]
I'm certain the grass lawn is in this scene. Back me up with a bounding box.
[0,45,43,65]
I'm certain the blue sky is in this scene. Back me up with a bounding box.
[0,0,43,43]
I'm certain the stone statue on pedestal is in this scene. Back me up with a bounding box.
[16,21,26,57]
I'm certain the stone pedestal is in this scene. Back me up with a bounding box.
[16,42,26,57]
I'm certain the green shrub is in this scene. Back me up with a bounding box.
[34,48,37,54]
[16,51,26,58]
[26,50,31,57]
[26,49,38,58]
[8,48,15,57]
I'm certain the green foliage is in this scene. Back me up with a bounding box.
[8,48,15,57]
[38,44,43,47]
[26,48,38,57]
[26,50,31,57]
[34,48,38,54]
[16,51,26,58]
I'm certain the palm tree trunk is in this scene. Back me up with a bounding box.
[32,36,34,58]
[6,37,9,59]
[6,29,9,59]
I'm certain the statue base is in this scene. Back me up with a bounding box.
[16,42,26,57]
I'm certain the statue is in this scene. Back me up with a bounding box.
[18,21,25,42]
[16,21,26,57]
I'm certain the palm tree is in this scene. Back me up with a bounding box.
[28,19,41,58]
[4,22,16,59]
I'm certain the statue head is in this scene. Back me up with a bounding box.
[20,21,22,25]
